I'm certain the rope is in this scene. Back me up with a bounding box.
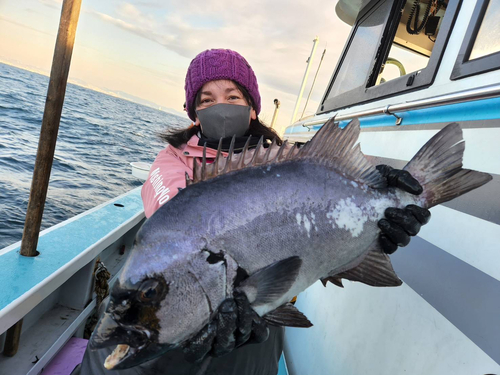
[94,260,111,306]
[84,259,111,338]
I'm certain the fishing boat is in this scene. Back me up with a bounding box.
[0,0,499,374]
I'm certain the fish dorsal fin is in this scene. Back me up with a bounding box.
[187,136,299,185]
[186,118,386,188]
[331,250,402,287]
[296,118,386,188]
[263,303,313,327]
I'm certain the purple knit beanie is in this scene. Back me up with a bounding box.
[184,49,261,121]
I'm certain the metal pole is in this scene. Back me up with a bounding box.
[270,99,281,129]
[290,36,319,125]
[20,0,82,257]
[300,48,326,120]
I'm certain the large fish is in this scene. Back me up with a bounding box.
[90,119,491,369]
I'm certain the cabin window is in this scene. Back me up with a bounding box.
[326,0,394,99]
[320,0,461,113]
[373,1,448,86]
[451,0,500,79]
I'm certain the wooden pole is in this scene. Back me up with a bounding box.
[2,321,23,357]
[20,0,82,257]
[4,0,82,358]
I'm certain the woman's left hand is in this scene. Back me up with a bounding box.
[376,165,431,254]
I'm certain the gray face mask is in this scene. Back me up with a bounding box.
[196,104,251,139]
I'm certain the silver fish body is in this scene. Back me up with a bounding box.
[90,120,492,369]
[132,161,419,317]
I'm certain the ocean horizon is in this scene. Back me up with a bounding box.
[0,60,189,119]
[0,62,190,249]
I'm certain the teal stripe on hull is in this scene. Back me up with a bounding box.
[0,188,144,311]
[285,96,500,134]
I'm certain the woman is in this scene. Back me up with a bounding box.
[77,49,286,375]
[77,49,429,375]
[141,48,287,373]
[142,49,281,219]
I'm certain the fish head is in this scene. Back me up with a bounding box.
[89,231,234,369]
[88,274,176,369]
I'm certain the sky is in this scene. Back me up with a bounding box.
[0,0,352,132]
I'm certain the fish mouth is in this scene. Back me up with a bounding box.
[89,312,176,370]
[102,342,176,370]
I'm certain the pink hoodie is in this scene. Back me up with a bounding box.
[141,134,227,218]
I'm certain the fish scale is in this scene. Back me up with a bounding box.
[123,157,412,332]
[201,162,410,314]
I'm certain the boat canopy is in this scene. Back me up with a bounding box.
[335,0,372,25]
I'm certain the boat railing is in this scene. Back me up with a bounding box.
[299,82,500,128]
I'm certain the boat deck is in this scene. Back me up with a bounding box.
[0,187,145,374]
[0,187,144,333]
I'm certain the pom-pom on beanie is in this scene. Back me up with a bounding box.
[184,49,261,121]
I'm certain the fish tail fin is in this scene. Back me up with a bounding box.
[403,123,492,208]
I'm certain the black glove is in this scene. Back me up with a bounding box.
[376,164,423,195]
[182,291,269,363]
[376,165,431,254]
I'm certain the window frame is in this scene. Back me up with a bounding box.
[451,0,500,80]
[319,0,462,114]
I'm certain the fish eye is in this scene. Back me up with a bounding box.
[137,278,167,303]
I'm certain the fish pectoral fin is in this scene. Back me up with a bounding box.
[320,276,344,288]
[263,303,313,328]
[332,250,402,287]
[236,256,302,306]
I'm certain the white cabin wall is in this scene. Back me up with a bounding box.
[284,281,500,375]
[358,127,500,175]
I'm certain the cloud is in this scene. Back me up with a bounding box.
[89,9,176,48]
[129,0,165,8]
[38,0,62,9]
[118,3,143,19]
[91,1,350,98]
[4,0,352,128]
[0,15,54,37]
[79,0,352,127]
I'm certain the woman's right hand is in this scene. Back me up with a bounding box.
[182,291,269,363]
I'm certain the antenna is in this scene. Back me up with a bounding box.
[300,47,327,120]
[290,36,319,124]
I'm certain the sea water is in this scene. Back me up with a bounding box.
[0,63,189,249]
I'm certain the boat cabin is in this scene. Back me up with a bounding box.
[283,0,500,374]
